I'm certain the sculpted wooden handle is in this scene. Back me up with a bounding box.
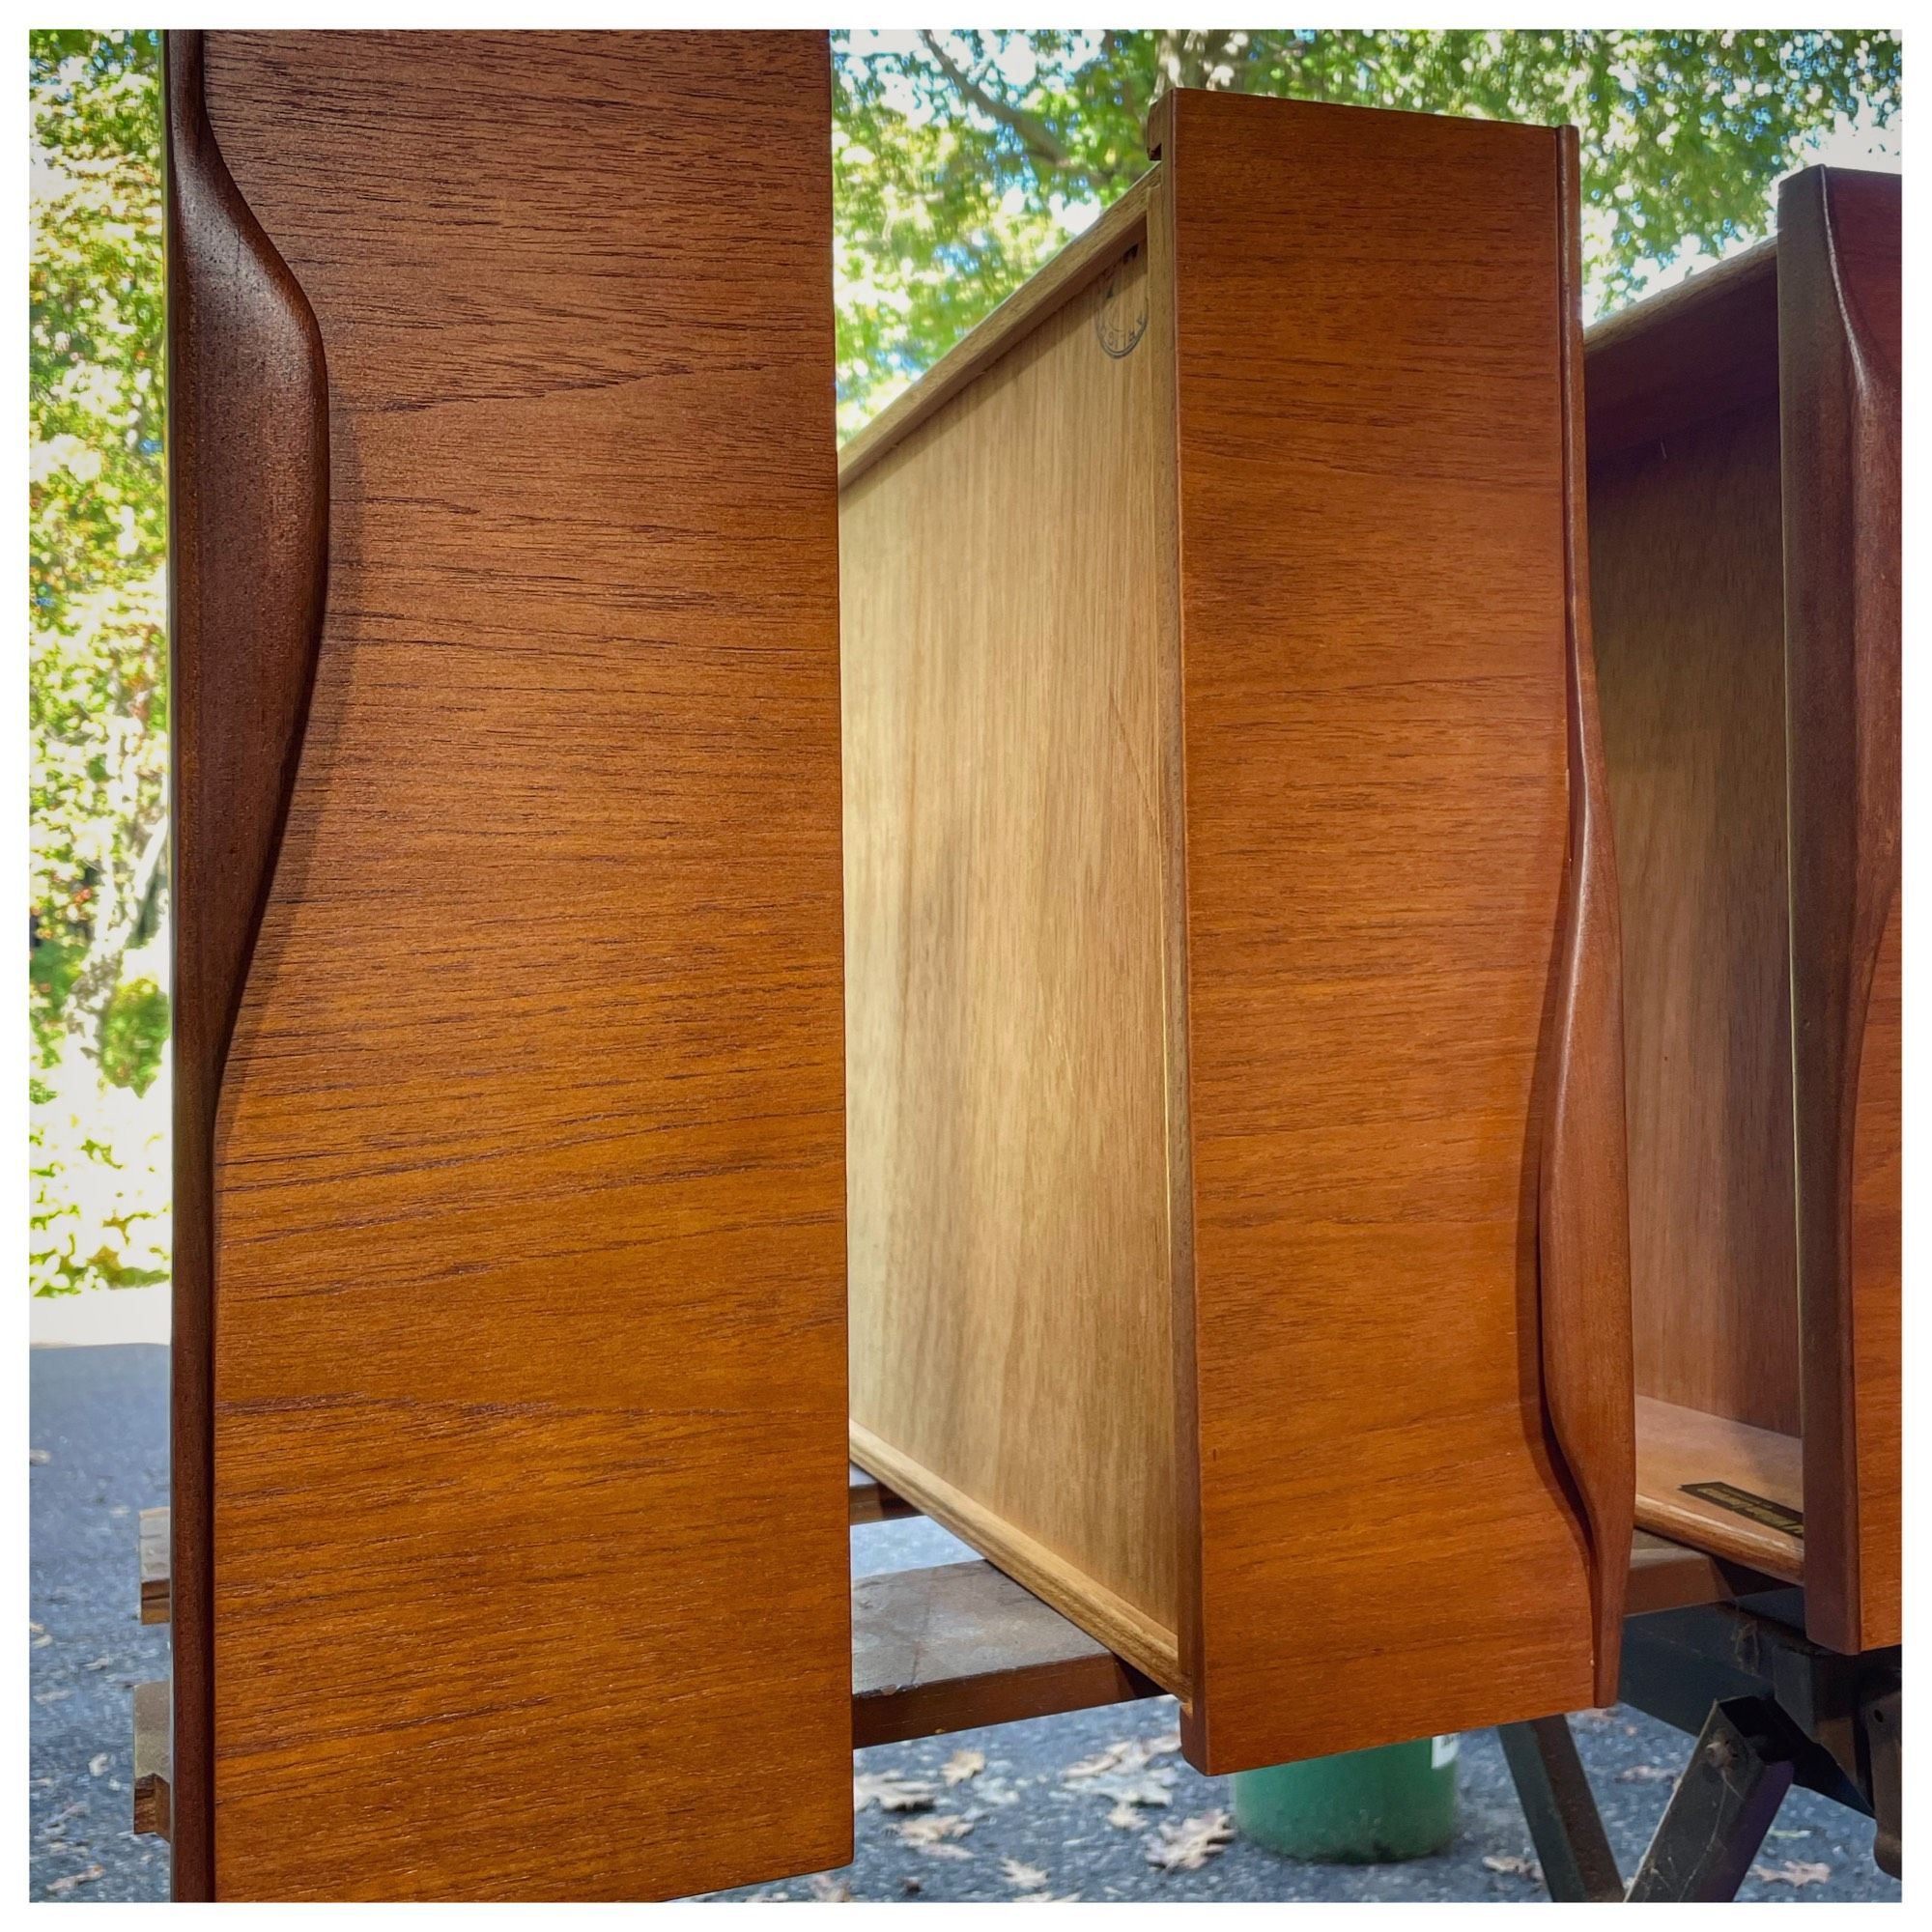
[165,27,329,1898]
[1537,128,1635,1708]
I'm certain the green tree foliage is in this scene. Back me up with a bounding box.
[30,28,170,1294]
[834,28,1901,431]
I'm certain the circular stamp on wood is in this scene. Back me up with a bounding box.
[1096,243,1149,358]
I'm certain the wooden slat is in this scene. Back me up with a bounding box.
[140,1507,170,1625]
[133,1679,172,1840]
[853,1560,1159,1749]
[848,1463,918,1527]
[1634,1396,1804,1582]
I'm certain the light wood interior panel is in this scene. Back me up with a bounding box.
[1165,93,1597,1771]
[204,32,850,1900]
[1634,1396,1804,1581]
[841,215,1181,1689]
[1589,401,1802,1435]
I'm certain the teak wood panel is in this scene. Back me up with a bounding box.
[1585,167,1900,1654]
[174,31,850,1900]
[1162,92,1618,1771]
[1780,168,1901,1654]
[843,91,1629,1777]
[1589,402,1803,1435]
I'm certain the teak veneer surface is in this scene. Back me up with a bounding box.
[1633,1397,1804,1582]
[844,91,1622,1776]
[1585,168,1900,1651]
[1163,92,1606,1770]
[1589,400,1802,1435]
[189,31,849,1900]
[1779,168,1901,1654]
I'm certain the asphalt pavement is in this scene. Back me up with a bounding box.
[29,1343,1898,1903]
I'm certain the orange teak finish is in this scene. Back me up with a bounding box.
[841,90,1632,1776]
[173,31,851,1899]
[1584,167,1899,1653]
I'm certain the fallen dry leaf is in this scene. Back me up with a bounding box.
[809,1874,852,1902]
[941,1747,986,1786]
[1001,1858,1049,1891]
[1147,1809,1235,1873]
[1750,1860,1831,1889]
[1615,1763,1676,1783]
[854,1771,936,1814]
[896,1814,975,1859]
[1065,1733,1184,1783]
[44,1865,103,1897]
[1484,1854,1544,1882]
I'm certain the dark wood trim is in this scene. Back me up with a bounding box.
[164,27,330,1899]
[1539,126,1635,1708]
[1780,166,1901,1656]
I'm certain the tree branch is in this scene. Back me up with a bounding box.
[919,31,1074,172]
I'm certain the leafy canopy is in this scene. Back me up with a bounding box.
[833,28,1901,432]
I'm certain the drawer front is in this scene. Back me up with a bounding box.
[169,30,850,1899]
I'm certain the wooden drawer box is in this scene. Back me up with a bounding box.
[1586,166,1900,1656]
[840,89,1634,1776]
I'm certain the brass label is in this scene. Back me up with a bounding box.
[1681,1481,1804,1539]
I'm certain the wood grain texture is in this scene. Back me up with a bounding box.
[1779,166,1901,1655]
[1634,1397,1804,1582]
[192,31,849,1900]
[840,178,1156,489]
[1588,400,1801,1434]
[852,1560,1159,1749]
[1539,127,1634,1705]
[163,30,329,1895]
[1583,241,1779,462]
[841,210,1182,1690]
[1163,91,1604,1773]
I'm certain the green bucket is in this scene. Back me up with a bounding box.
[1232,1734,1460,1863]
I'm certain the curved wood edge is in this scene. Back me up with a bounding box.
[1779,165,1901,1656]
[1538,128,1635,1708]
[165,27,329,1900]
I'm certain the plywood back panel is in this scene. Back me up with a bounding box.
[841,203,1182,1687]
[1163,92,1601,1770]
[192,30,850,1899]
[1588,402,1802,1435]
